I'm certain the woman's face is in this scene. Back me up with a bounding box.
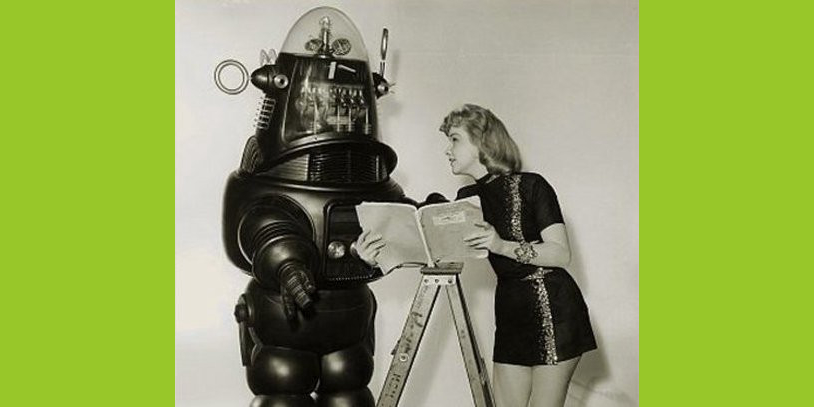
[445,126,482,176]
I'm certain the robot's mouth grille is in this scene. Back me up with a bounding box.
[309,150,386,183]
[268,150,387,183]
[266,155,310,180]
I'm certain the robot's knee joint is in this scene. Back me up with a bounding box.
[248,346,319,395]
[317,344,374,393]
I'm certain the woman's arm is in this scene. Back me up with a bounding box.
[464,222,572,268]
[496,223,571,268]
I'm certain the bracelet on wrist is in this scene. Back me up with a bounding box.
[513,241,538,264]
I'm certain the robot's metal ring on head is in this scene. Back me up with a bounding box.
[214,59,249,95]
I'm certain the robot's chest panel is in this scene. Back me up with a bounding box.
[321,202,372,285]
[250,183,397,286]
[288,193,377,286]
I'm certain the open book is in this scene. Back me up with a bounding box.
[355,196,488,273]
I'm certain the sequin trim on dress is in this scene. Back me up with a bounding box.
[507,175,524,242]
[507,174,558,364]
[522,268,558,364]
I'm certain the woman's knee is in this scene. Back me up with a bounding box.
[494,363,532,407]
[529,357,581,407]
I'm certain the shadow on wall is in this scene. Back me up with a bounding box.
[568,331,636,407]
[565,219,636,407]
[565,214,594,296]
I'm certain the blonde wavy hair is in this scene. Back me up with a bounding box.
[439,104,522,174]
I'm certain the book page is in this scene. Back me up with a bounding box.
[355,202,429,273]
[416,196,488,264]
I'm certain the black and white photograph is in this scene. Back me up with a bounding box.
[176,1,638,406]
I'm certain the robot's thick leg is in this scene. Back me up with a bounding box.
[247,345,319,407]
[314,343,376,407]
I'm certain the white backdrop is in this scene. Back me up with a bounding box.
[176,0,638,406]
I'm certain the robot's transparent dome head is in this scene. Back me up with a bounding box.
[280,7,369,61]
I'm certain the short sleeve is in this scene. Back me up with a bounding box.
[530,174,564,232]
[455,184,479,200]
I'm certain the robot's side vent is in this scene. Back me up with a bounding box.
[254,96,276,131]
[308,150,386,183]
[267,150,387,183]
[239,136,263,174]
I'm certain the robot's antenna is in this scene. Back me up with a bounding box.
[259,48,278,66]
[379,28,389,77]
[214,59,249,95]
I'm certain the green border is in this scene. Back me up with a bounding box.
[3,0,812,405]
[2,2,173,405]
[642,1,813,405]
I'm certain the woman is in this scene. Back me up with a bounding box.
[356,104,596,407]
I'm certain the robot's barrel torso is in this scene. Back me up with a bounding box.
[224,172,405,288]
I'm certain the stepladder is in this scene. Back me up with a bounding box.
[376,262,496,407]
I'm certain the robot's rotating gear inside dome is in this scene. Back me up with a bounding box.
[303,16,353,57]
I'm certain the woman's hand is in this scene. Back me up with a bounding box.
[354,230,386,267]
[464,221,506,253]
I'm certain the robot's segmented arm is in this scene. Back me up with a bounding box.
[238,204,318,319]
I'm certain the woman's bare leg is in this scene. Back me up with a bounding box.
[493,363,532,407]
[528,356,580,407]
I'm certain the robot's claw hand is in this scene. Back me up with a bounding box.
[303,274,317,296]
[282,291,297,321]
[280,262,315,319]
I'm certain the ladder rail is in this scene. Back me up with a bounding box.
[376,263,496,407]
[446,278,496,407]
[376,276,442,407]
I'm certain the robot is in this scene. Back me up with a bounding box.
[215,7,402,407]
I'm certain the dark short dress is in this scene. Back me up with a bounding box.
[457,172,597,366]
